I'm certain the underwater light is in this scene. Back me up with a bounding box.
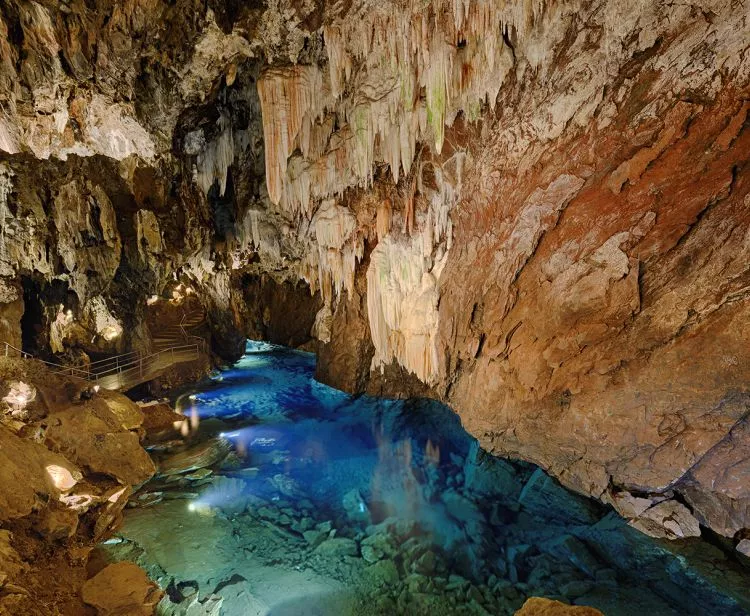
[188,502,196,512]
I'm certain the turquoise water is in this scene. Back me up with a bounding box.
[104,342,750,615]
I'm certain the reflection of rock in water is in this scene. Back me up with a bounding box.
[370,428,421,523]
[368,425,489,579]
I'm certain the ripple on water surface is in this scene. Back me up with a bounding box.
[99,341,750,616]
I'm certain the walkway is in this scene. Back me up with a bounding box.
[2,305,209,391]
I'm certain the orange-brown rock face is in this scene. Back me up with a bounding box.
[436,80,750,538]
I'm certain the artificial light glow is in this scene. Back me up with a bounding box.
[46,464,78,491]
[108,487,127,503]
[189,406,200,430]
[101,326,121,341]
[2,381,35,412]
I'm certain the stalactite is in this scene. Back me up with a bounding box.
[376,199,392,242]
[257,65,325,206]
[256,0,532,221]
[196,113,235,196]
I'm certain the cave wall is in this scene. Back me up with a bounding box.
[0,0,748,545]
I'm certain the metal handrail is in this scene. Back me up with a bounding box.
[179,311,209,354]
[87,344,201,380]
[87,349,142,367]
[2,342,91,378]
[1,340,205,388]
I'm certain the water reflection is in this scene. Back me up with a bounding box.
[101,342,750,616]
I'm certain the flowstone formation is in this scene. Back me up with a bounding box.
[0,0,748,553]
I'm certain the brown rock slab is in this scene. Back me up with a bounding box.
[514,597,603,616]
[158,438,231,476]
[44,405,155,486]
[82,562,163,616]
[629,500,701,539]
[0,426,80,522]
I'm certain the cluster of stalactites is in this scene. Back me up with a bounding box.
[298,199,365,304]
[365,153,463,383]
[257,65,327,209]
[256,0,533,218]
[195,113,235,196]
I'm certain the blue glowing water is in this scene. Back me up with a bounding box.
[110,342,750,616]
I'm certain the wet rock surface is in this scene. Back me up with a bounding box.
[82,561,163,616]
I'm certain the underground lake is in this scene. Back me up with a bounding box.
[95,342,750,616]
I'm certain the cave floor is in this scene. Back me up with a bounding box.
[97,342,750,615]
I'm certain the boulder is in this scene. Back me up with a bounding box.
[514,597,603,615]
[629,500,701,539]
[314,537,359,558]
[303,529,327,548]
[361,559,400,588]
[158,439,231,476]
[82,562,163,615]
[0,530,25,580]
[0,426,81,522]
[160,593,223,616]
[736,539,750,558]
[44,405,155,486]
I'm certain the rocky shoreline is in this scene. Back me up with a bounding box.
[0,357,157,615]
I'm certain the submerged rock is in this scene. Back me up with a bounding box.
[519,469,599,526]
[314,537,359,558]
[158,439,231,476]
[159,593,223,616]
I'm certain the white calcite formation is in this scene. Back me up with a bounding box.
[257,0,520,213]
[366,155,460,383]
[305,199,362,303]
[82,296,124,344]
